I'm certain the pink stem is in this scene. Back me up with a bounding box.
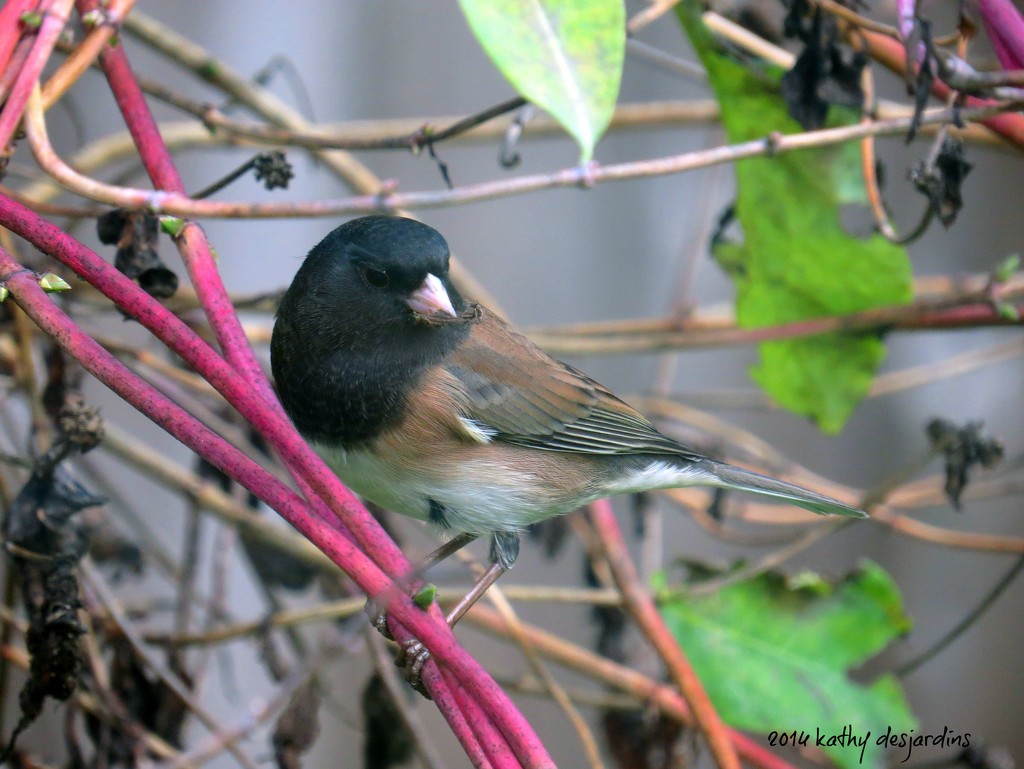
[92,31,268,393]
[78,0,416,583]
[0,0,37,77]
[977,0,1024,70]
[64,18,512,752]
[78,17,537,758]
[0,0,72,151]
[427,670,494,769]
[0,242,550,767]
[0,36,34,103]
[444,673,523,769]
[10,2,553,757]
[0,192,558,766]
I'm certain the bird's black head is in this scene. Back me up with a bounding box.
[271,216,474,443]
[275,216,473,349]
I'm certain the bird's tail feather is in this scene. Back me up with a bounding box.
[702,460,866,518]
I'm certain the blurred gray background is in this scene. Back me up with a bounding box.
[18,1,1023,767]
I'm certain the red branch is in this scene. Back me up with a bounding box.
[0,0,36,78]
[58,4,552,762]
[0,0,72,152]
[978,0,1024,70]
[859,26,1024,148]
[0,9,554,757]
[589,499,741,769]
[0,233,552,766]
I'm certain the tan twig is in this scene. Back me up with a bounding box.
[870,337,1024,397]
[12,101,723,209]
[25,73,1019,218]
[144,586,622,648]
[645,330,1024,409]
[808,0,903,39]
[460,551,607,769]
[628,0,684,34]
[155,657,328,769]
[682,521,852,596]
[589,500,741,769]
[187,97,719,152]
[121,9,377,194]
[99,424,332,571]
[39,0,135,109]
[868,506,1024,553]
[494,674,646,711]
[527,281,1024,356]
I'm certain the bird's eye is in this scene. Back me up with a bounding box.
[363,267,389,288]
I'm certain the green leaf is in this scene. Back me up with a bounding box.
[678,3,913,432]
[458,0,625,162]
[659,561,916,769]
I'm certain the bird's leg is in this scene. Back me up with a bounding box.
[422,531,481,571]
[397,532,519,694]
[442,561,506,627]
[365,532,479,638]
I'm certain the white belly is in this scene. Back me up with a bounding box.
[310,440,580,535]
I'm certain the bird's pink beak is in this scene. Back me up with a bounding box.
[406,273,457,317]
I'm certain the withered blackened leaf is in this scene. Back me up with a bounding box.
[781,8,865,130]
[239,527,319,591]
[2,466,101,760]
[273,679,321,769]
[905,18,937,143]
[911,137,973,227]
[58,395,105,453]
[362,674,414,769]
[88,523,144,582]
[783,40,830,129]
[41,343,83,421]
[585,556,629,663]
[96,209,179,299]
[926,418,1003,508]
[96,209,128,245]
[23,563,84,701]
[908,58,935,143]
[8,557,85,760]
[782,0,812,40]
[604,708,688,769]
[6,467,105,549]
[85,636,189,759]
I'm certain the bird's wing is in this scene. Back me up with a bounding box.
[443,309,701,459]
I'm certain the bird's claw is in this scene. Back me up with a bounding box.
[395,639,432,699]
[363,597,394,641]
[365,598,432,698]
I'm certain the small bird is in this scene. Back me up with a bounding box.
[271,216,865,622]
